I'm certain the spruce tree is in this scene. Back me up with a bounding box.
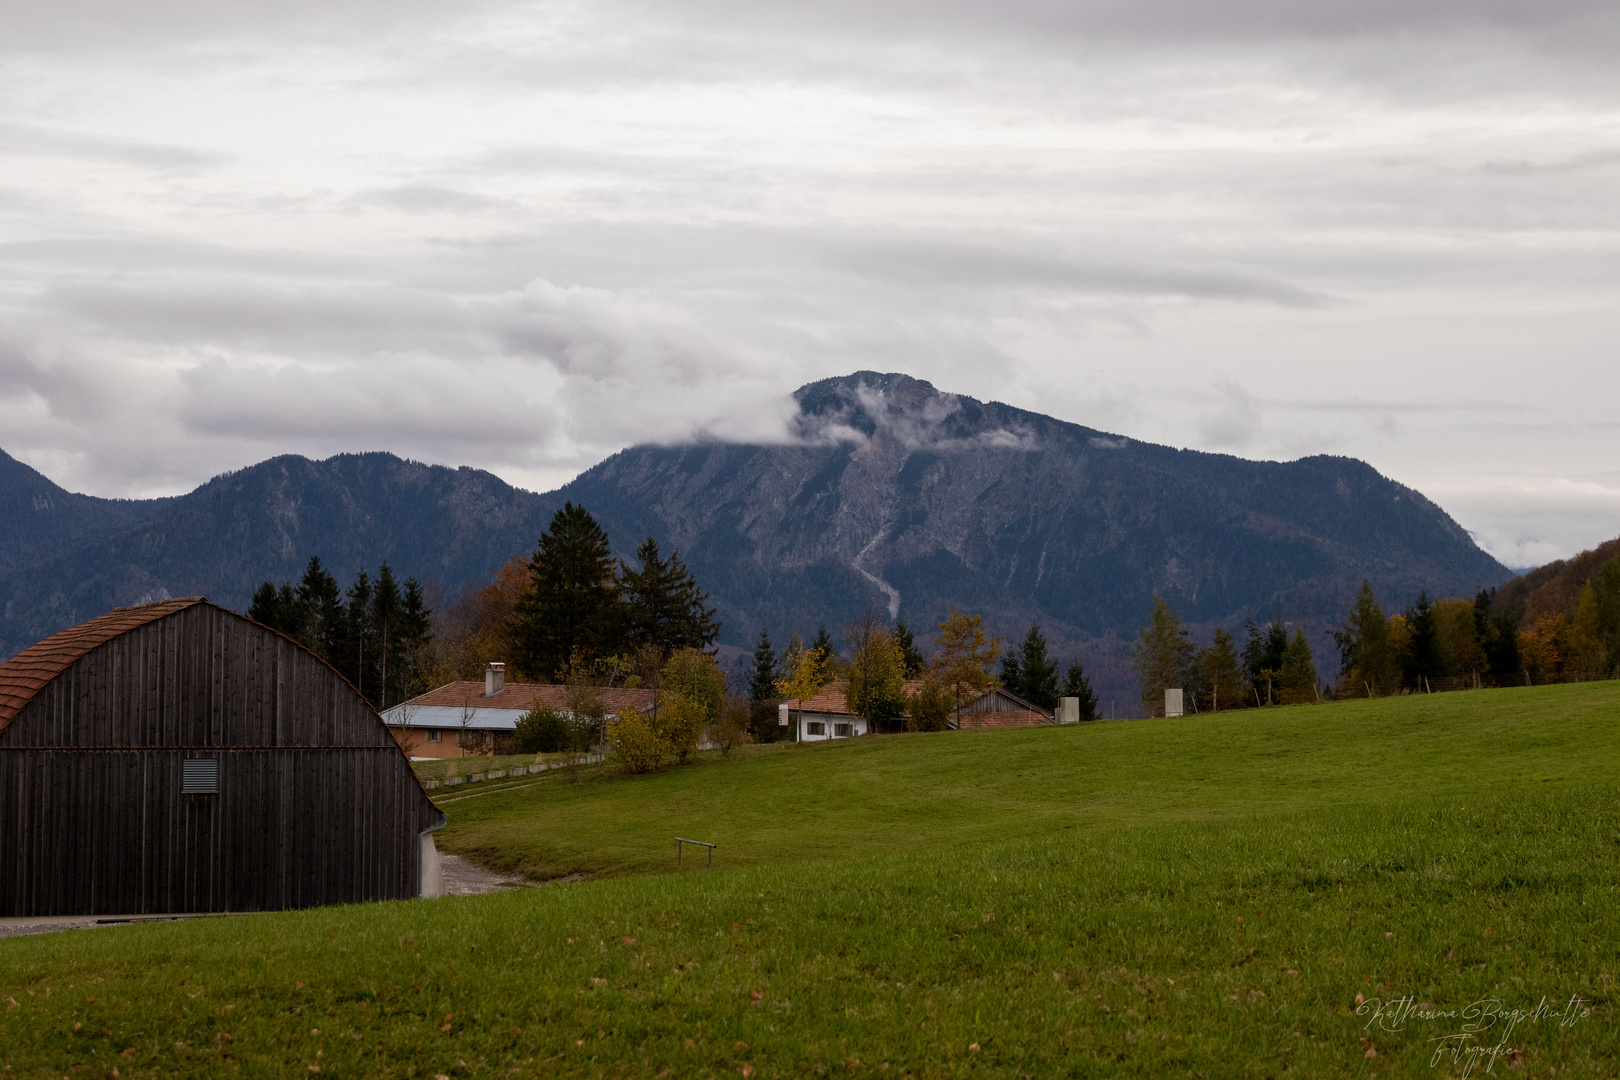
[1403,592,1442,684]
[620,537,720,659]
[999,649,1022,697]
[894,619,925,677]
[1241,619,1290,705]
[748,628,778,705]
[248,582,301,637]
[295,556,343,661]
[341,569,375,702]
[510,502,623,681]
[1340,581,1399,695]
[1279,626,1319,703]
[1197,627,1244,712]
[1010,623,1060,710]
[1061,659,1098,721]
[810,625,836,669]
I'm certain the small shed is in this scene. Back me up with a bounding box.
[0,598,445,918]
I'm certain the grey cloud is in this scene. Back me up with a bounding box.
[0,0,503,53]
[650,0,1618,43]
[835,237,1335,308]
[0,123,225,171]
[353,186,519,214]
[1196,379,1263,451]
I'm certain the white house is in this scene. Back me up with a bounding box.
[783,679,1054,741]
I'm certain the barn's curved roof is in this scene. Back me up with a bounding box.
[0,597,207,732]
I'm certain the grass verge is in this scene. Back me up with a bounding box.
[2,786,1616,1077]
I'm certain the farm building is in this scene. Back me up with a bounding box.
[785,681,1055,740]
[380,663,656,758]
[0,598,445,918]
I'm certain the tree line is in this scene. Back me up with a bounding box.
[248,501,721,709]
[249,558,432,710]
[1131,548,1620,716]
[1132,595,1321,716]
[738,608,1100,738]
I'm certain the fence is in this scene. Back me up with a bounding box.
[1346,671,1616,698]
[422,754,604,790]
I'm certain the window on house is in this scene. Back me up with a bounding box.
[426,729,442,743]
[834,723,852,737]
[806,721,826,735]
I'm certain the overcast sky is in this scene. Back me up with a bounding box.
[2,0,1617,567]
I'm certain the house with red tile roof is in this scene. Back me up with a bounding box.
[783,679,1054,740]
[380,663,655,757]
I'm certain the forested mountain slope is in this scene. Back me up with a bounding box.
[0,373,1511,660]
[0,453,552,657]
[557,373,1511,649]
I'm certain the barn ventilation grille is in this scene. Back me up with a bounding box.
[182,758,219,794]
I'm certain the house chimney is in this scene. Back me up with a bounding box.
[485,662,505,697]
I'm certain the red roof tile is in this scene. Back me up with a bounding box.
[787,679,931,716]
[402,681,655,716]
[0,598,208,733]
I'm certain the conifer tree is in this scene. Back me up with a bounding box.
[1242,619,1290,705]
[893,619,925,677]
[1197,627,1244,712]
[1061,659,1098,721]
[1401,592,1442,684]
[746,628,782,741]
[1279,627,1319,704]
[1338,581,1400,695]
[810,625,836,670]
[295,556,344,660]
[620,537,720,660]
[510,502,622,681]
[748,628,779,705]
[1005,623,1060,710]
[248,582,301,637]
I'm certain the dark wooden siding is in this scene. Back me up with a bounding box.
[962,688,1049,716]
[0,604,441,917]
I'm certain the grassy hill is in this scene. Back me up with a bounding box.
[434,681,1620,880]
[3,684,1618,1078]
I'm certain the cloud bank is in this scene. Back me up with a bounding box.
[0,0,1616,561]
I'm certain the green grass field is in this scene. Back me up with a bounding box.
[4,683,1618,1078]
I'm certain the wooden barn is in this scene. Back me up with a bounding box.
[0,598,445,918]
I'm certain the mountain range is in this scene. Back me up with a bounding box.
[0,372,1512,675]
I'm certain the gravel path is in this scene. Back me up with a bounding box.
[440,854,530,895]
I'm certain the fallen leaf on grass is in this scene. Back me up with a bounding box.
[1285,970,1300,977]
[742,1066,755,1078]
[5,997,17,1011]
[968,1043,980,1052]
